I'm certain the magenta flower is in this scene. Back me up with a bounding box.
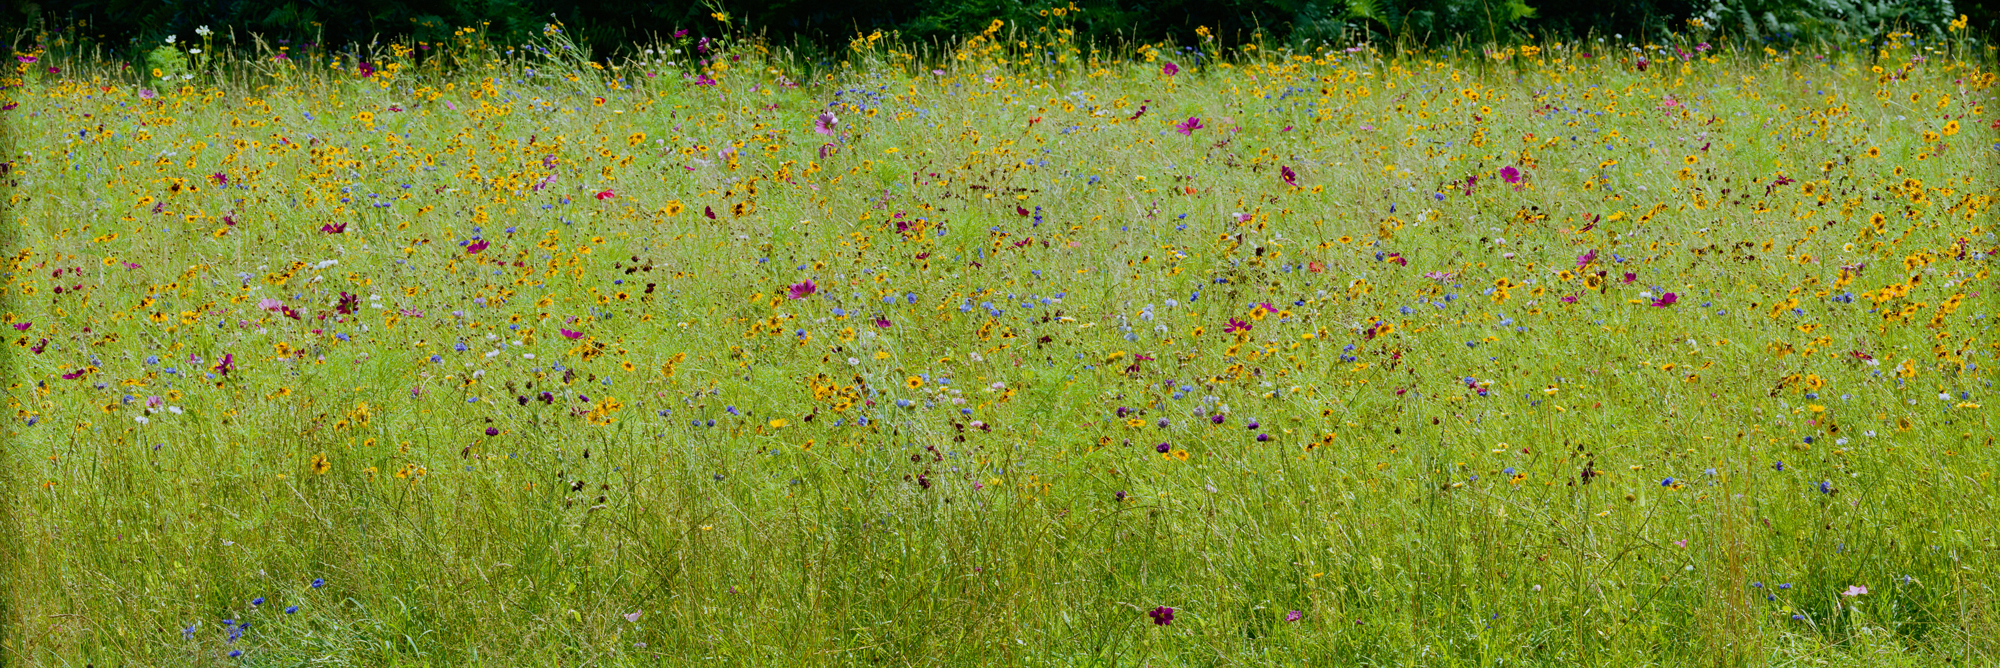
[466,240,489,255]
[1500,166,1522,184]
[1285,610,1302,622]
[1223,318,1251,334]
[1162,62,1180,77]
[1622,272,1637,284]
[1174,116,1204,136]
[1560,294,1579,303]
[259,298,283,311]
[319,222,346,234]
[1148,606,1175,626]
[1652,292,1678,307]
[1576,249,1597,269]
[10,322,29,331]
[786,280,817,299]
[813,111,839,136]
[873,317,893,328]
[560,328,584,340]
[1280,165,1299,187]
[214,353,235,378]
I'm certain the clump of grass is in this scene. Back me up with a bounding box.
[1,19,1995,666]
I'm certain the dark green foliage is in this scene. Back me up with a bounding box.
[1,0,1987,59]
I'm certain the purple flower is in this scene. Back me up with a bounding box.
[813,111,838,136]
[1174,117,1204,136]
[1162,62,1180,77]
[1500,166,1522,184]
[311,578,325,588]
[1148,606,1175,626]
[1652,292,1678,308]
[1285,610,1302,622]
[787,280,817,299]
[1280,165,1299,187]
[466,240,489,255]
[1156,442,1171,453]
[485,427,499,436]
[560,328,583,340]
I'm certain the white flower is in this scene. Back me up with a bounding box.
[165,35,177,44]
[196,26,212,37]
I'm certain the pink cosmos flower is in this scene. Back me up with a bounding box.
[1500,166,1522,184]
[466,240,489,255]
[1652,292,1678,307]
[259,298,283,311]
[1162,62,1180,77]
[594,190,615,200]
[1280,165,1299,187]
[1842,585,1868,597]
[560,328,583,339]
[786,280,817,299]
[1174,116,1204,136]
[813,111,838,136]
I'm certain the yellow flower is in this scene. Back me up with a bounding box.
[628,132,647,146]
[906,375,925,389]
[310,453,331,475]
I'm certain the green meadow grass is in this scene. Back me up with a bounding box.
[2,23,1997,666]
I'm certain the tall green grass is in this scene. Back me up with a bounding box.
[1,21,1996,666]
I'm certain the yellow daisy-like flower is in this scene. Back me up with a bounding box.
[310,453,331,475]
[628,132,647,146]
[906,375,925,389]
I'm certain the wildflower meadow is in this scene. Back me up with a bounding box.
[2,16,1997,666]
